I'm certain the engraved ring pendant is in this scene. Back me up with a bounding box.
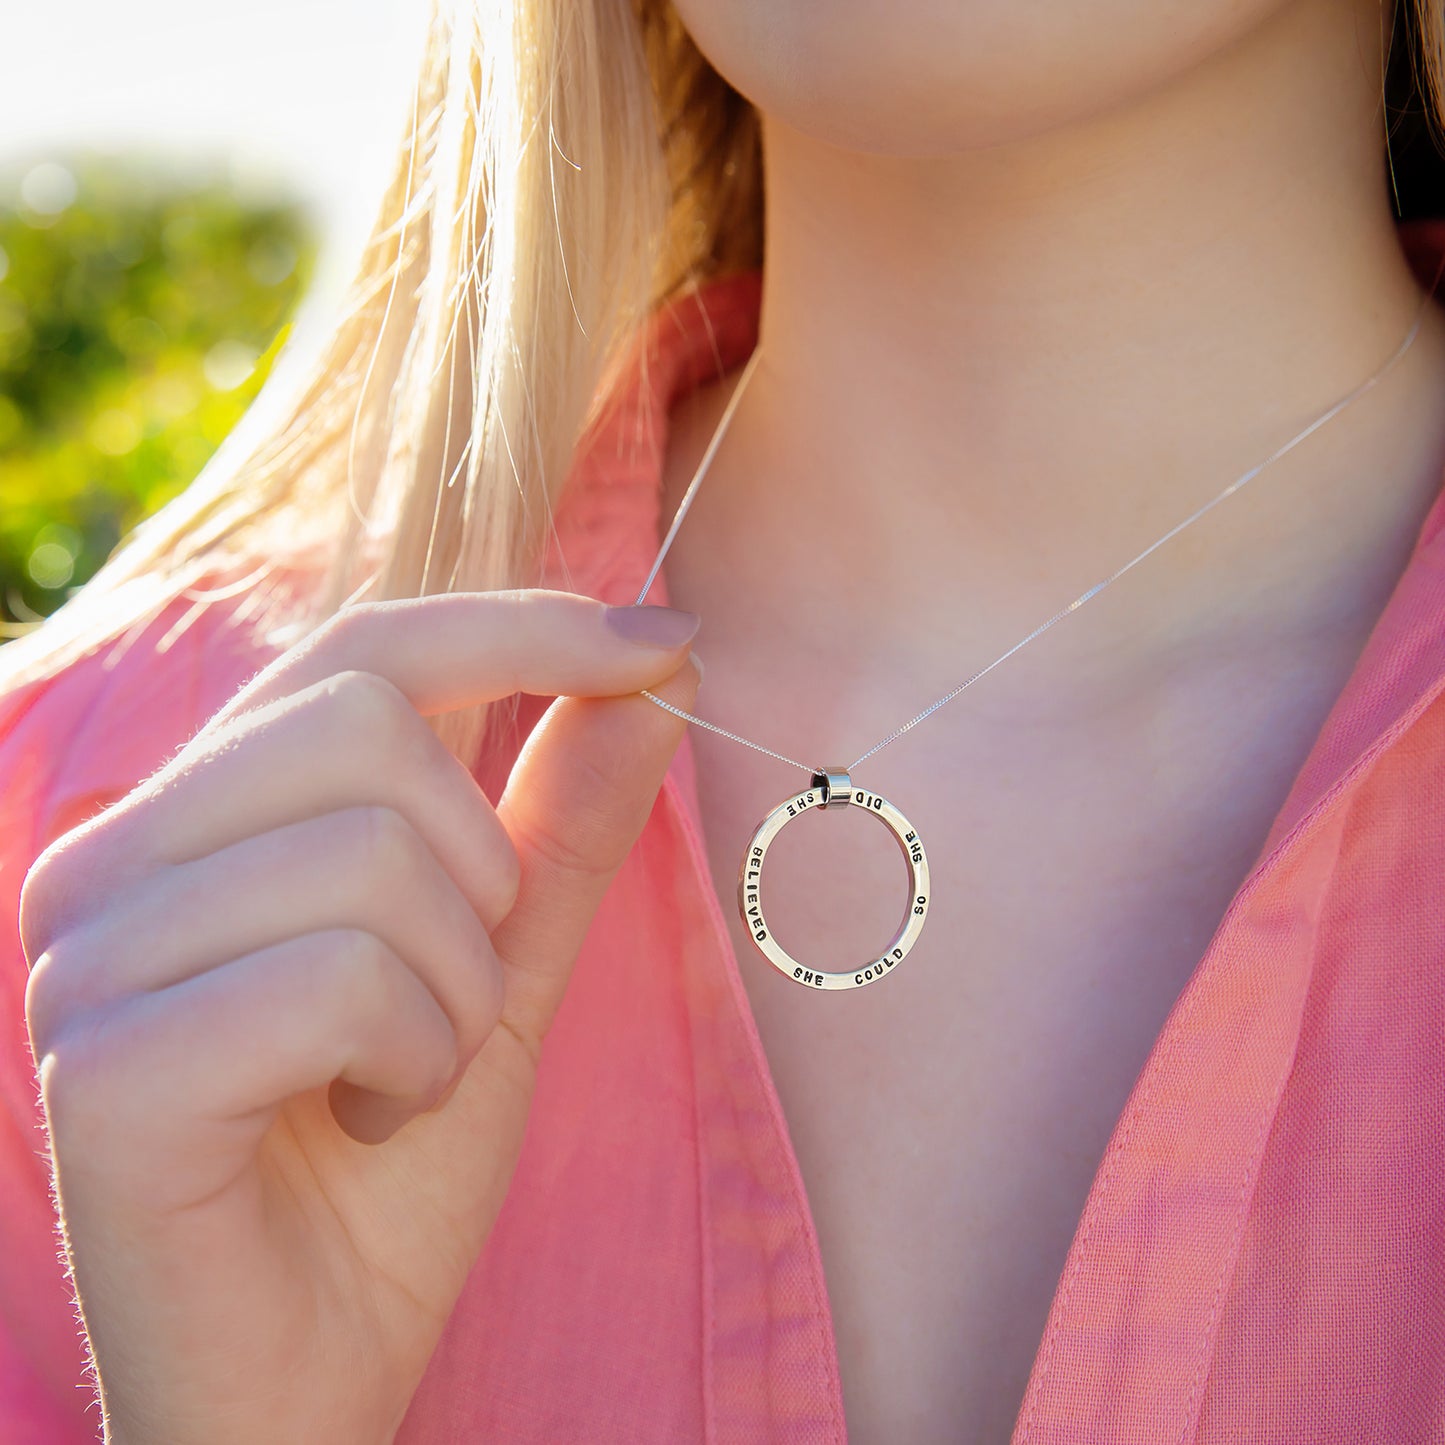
[737,768,931,990]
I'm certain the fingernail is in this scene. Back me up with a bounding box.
[604,604,701,648]
[690,651,704,685]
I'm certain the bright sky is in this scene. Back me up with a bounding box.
[0,0,429,292]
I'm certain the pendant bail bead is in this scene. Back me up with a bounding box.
[811,768,852,809]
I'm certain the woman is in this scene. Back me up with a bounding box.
[4,0,1445,1438]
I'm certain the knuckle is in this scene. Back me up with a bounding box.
[17,835,99,971]
[570,737,632,800]
[325,667,410,739]
[350,804,425,887]
[22,935,80,1057]
[17,855,62,967]
[324,930,455,1097]
[314,929,399,1050]
[511,755,637,883]
[510,804,607,883]
[322,667,414,749]
[326,926,396,1000]
[390,703,463,799]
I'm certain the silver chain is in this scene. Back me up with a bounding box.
[635,268,1443,779]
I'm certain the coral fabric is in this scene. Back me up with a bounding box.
[4,218,1445,1443]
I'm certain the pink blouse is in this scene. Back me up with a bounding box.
[5,219,1445,1444]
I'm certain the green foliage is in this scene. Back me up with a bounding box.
[0,151,318,636]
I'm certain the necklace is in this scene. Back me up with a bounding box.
[632,267,1444,991]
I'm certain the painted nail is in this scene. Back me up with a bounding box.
[603,604,702,648]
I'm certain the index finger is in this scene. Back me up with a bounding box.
[203,590,702,735]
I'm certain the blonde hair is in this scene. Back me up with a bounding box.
[1,0,1440,771]
[0,0,760,768]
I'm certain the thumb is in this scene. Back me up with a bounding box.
[489,650,703,1042]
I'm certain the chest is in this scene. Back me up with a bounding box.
[678,647,1352,1444]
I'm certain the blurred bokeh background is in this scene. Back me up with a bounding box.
[0,0,425,639]
[7,2,1445,645]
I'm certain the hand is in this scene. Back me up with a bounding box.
[19,590,702,1444]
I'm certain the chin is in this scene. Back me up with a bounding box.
[667,0,1304,155]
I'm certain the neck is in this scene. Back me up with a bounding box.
[665,0,1445,702]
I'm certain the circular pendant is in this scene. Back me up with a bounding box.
[737,768,931,990]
